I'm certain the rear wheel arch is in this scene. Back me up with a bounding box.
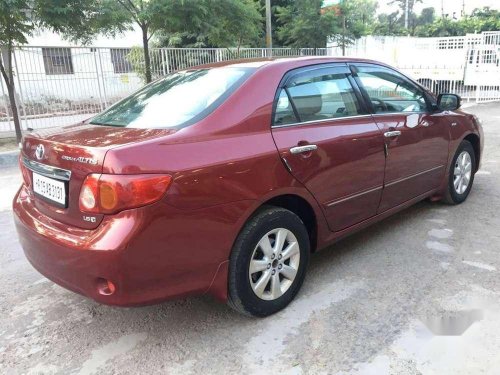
[258,194,318,253]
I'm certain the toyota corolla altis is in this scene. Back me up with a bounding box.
[13,57,483,316]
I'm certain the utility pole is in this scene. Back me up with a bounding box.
[462,0,466,17]
[339,0,346,56]
[404,0,409,29]
[265,0,273,55]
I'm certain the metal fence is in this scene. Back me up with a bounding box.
[330,31,500,104]
[0,47,327,133]
[1,37,499,134]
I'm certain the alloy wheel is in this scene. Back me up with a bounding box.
[248,228,300,301]
[453,151,472,195]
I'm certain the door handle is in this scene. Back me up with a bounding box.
[384,131,401,138]
[290,145,318,154]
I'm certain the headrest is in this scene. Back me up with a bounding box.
[289,84,323,116]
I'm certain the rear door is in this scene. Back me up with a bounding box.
[271,64,386,232]
[351,63,450,212]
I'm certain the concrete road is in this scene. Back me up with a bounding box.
[1,103,499,375]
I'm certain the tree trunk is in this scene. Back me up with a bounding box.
[0,46,22,143]
[6,78,22,143]
[141,25,152,83]
[236,36,242,59]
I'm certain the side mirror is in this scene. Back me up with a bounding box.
[437,93,461,111]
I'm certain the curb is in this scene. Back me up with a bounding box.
[0,150,19,168]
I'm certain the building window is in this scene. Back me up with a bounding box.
[110,48,133,74]
[42,48,74,75]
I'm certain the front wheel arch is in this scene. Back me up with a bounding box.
[463,133,481,172]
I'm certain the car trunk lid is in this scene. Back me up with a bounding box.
[21,123,172,229]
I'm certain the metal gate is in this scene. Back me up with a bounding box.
[473,32,500,103]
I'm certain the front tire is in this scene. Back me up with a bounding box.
[228,206,310,317]
[443,140,476,204]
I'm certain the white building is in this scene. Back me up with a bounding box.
[15,27,144,101]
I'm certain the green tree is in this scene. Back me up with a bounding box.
[110,0,210,83]
[275,0,339,48]
[375,5,499,37]
[408,7,435,35]
[333,0,377,54]
[0,0,125,142]
[0,0,32,142]
[388,0,422,20]
[372,12,406,36]
[116,0,262,79]
[467,7,500,32]
[415,7,500,37]
[276,0,376,52]
[260,0,294,47]
[419,7,435,25]
[204,0,262,53]
[374,0,426,36]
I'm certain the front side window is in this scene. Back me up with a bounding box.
[91,67,254,129]
[355,66,428,113]
[273,68,362,126]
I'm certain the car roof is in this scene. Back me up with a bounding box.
[190,56,388,71]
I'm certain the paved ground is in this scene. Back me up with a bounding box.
[1,103,499,375]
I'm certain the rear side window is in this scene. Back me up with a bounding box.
[274,69,362,126]
[90,67,255,129]
[274,90,299,125]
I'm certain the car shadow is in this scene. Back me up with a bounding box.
[85,199,435,321]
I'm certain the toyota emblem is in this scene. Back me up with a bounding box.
[35,144,45,160]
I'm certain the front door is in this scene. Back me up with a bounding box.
[351,64,450,212]
[271,65,386,232]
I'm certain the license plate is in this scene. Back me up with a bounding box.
[33,173,66,206]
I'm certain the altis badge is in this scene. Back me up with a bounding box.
[61,155,98,165]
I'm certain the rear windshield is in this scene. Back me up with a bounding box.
[90,67,255,129]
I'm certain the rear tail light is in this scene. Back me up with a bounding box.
[79,174,172,214]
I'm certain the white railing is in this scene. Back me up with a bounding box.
[0,47,328,132]
[0,35,498,134]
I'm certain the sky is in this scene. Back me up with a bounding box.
[324,0,499,16]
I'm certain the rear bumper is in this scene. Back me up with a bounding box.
[13,184,253,306]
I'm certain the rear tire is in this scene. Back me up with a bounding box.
[442,140,476,204]
[228,206,310,317]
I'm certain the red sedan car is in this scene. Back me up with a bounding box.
[14,57,483,317]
